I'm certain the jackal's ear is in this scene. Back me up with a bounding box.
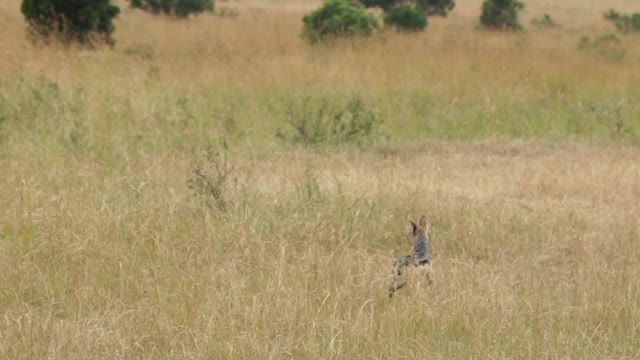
[410,220,418,235]
[419,215,428,227]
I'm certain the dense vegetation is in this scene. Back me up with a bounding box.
[130,0,214,17]
[480,0,525,30]
[603,8,640,33]
[21,0,119,45]
[302,0,379,43]
[359,0,453,31]
[361,0,455,17]
[384,6,428,32]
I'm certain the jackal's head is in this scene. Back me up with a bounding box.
[409,215,430,239]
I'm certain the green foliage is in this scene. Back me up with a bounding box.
[603,8,620,21]
[302,0,379,43]
[130,0,214,17]
[360,0,396,11]
[578,33,625,62]
[0,76,88,149]
[20,0,120,46]
[361,0,454,17]
[603,9,640,33]
[384,6,428,32]
[277,95,381,146]
[299,168,325,203]
[417,0,455,17]
[530,14,558,28]
[480,0,525,31]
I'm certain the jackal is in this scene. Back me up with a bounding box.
[389,215,432,297]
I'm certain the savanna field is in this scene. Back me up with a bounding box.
[1,0,640,358]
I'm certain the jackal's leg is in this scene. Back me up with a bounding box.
[389,256,412,298]
[389,276,406,298]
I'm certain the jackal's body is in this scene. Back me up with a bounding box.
[389,215,433,297]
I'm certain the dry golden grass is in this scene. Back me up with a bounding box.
[2,0,639,91]
[2,142,639,358]
[1,0,640,358]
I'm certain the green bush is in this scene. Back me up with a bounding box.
[302,0,379,43]
[277,95,381,146]
[361,0,454,17]
[417,0,455,17]
[360,0,395,11]
[578,33,625,62]
[384,6,428,32]
[603,9,640,33]
[530,13,558,28]
[480,0,525,31]
[130,0,214,17]
[21,0,120,46]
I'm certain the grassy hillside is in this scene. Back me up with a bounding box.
[1,0,639,358]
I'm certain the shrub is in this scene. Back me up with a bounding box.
[360,0,396,11]
[302,0,379,43]
[361,0,454,17]
[530,13,558,28]
[603,9,640,33]
[21,0,120,46]
[417,0,455,17]
[578,33,625,62]
[480,0,525,31]
[384,6,428,32]
[603,8,620,21]
[130,0,214,17]
[277,95,381,146]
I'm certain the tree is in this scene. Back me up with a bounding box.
[384,6,427,32]
[603,9,640,33]
[417,0,455,17]
[21,0,120,46]
[360,0,396,12]
[130,0,214,17]
[361,0,455,17]
[302,0,379,43]
[480,0,525,30]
